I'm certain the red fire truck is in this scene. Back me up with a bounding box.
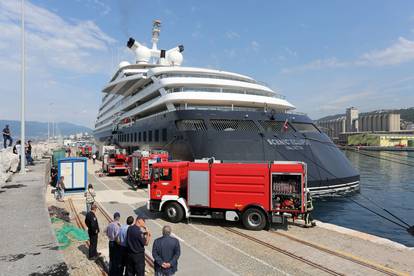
[102,148,128,175]
[128,150,169,187]
[78,145,92,158]
[148,160,311,230]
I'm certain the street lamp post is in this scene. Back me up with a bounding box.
[20,0,26,174]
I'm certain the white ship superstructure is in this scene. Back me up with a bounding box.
[95,20,294,135]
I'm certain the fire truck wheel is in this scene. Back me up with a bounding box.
[164,202,184,223]
[242,208,267,231]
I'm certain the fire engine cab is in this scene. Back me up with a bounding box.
[102,148,128,175]
[148,160,312,230]
[128,150,169,187]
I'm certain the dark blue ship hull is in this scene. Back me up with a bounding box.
[94,110,359,196]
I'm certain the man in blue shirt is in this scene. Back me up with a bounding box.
[126,217,151,276]
[106,212,121,276]
[120,216,134,275]
[152,225,181,276]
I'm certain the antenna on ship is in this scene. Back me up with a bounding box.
[151,20,161,50]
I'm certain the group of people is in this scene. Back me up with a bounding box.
[85,204,181,276]
[3,124,34,166]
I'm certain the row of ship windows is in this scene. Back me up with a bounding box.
[118,120,319,145]
[118,128,168,143]
[175,119,320,133]
[158,73,257,84]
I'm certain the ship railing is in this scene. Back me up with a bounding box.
[175,105,264,112]
[158,73,257,84]
[165,87,286,99]
[286,110,307,116]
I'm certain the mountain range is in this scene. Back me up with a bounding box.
[0,120,92,140]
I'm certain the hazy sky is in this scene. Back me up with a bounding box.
[1,0,414,127]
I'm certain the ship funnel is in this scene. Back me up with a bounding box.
[127,37,140,49]
[126,21,184,66]
[165,45,184,66]
[127,37,151,64]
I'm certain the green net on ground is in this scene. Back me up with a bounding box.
[51,217,89,250]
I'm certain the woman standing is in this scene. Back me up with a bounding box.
[56,176,65,202]
[85,184,96,213]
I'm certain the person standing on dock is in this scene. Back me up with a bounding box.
[85,204,100,260]
[152,225,181,276]
[26,140,34,165]
[84,184,96,213]
[2,124,12,149]
[56,176,65,202]
[126,216,151,276]
[120,216,134,275]
[106,212,122,276]
[92,153,97,165]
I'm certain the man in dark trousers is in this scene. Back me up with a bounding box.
[85,204,100,260]
[126,216,151,276]
[119,216,134,275]
[106,212,121,276]
[152,225,181,276]
[2,124,12,149]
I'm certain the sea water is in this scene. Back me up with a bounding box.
[313,150,414,247]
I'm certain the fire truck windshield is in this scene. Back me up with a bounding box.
[153,168,173,182]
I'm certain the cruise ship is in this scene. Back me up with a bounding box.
[94,21,359,196]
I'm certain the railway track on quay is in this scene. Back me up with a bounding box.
[67,198,155,275]
[67,198,107,276]
[270,230,406,276]
[222,226,344,276]
[222,226,408,276]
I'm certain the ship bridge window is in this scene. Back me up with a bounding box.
[259,121,294,133]
[291,122,320,133]
[139,132,142,142]
[155,130,159,142]
[162,128,167,142]
[143,131,147,142]
[210,119,259,132]
[175,120,207,131]
[149,130,153,142]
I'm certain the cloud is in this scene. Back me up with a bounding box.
[0,0,117,126]
[358,37,414,66]
[0,0,115,74]
[91,0,111,16]
[281,58,348,74]
[282,36,414,74]
[224,48,237,58]
[191,22,203,38]
[250,40,259,52]
[225,31,240,40]
[284,47,297,57]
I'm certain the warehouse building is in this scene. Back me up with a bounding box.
[316,107,401,140]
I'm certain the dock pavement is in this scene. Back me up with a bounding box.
[1,159,414,276]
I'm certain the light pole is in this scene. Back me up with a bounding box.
[20,0,26,174]
[48,102,53,142]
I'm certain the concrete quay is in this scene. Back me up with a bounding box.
[0,160,68,276]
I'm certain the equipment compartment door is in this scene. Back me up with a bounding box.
[60,162,73,189]
[73,161,86,189]
[188,170,209,207]
[271,173,302,211]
